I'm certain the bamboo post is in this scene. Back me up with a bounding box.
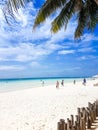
[82,107,87,122]
[57,122,62,130]
[93,102,96,120]
[77,108,80,116]
[60,119,65,130]
[80,118,86,130]
[65,123,67,130]
[75,115,80,130]
[75,121,79,130]
[71,115,74,126]
[57,100,98,130]
[95,100,98,116]
[87,113,92,129]
[77,108,81,126]
[67,118,70,130]
[89,102,95,123]
[67,118,72,130]
[72,126,76,130]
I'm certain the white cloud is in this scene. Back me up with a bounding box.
[78,47,96,53]
[65,67,80,70]
[0,2,83,64]
[81,34,98,42]
[0,1,98,78]
[79,55,96,60]
[58,50,75,55]
[0,65,24,70]
[80,56,86,60]
[0,41,63,62]
[30,61,40,67]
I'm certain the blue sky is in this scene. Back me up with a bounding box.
[0,1,98,79]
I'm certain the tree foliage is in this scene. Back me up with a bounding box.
[34,0,98,38]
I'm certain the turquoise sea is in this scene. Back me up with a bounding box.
[0,77,91,93]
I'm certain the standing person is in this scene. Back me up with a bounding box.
[61,80,64,86]
[56,80,59,89]
[73,80,76,85]
[83,78,86,86]
[42,81,44,87]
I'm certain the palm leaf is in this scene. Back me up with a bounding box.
[74,0,83,11]
[2,0,29,23]
[87,0,98,31]
[75,3,89,38]
[33,0,66,29]
[51,0,76,33]
[5,0,27,12]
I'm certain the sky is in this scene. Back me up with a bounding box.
[0,0,98,79]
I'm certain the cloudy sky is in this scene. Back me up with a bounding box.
[0,0,98,79]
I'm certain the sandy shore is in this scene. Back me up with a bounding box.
[0,78,98,130]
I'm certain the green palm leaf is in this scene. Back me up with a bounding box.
[33,0,66,28]
[2,0,98,38]
[75,3,89,38]
[87,0,98,31]
[51,0,76,33]
[2,0,29,23]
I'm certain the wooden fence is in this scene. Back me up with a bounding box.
[57,100,98,130]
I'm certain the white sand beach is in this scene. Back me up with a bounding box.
[0,78,98,130]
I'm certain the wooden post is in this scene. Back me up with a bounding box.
[72,126,76,130]
[93,102,96,119]
[88,102,91,109]
[82,107,86,122]
[65,123,67,130]
[71,115,74,126]
[87,113,91,129]
[75,115,80,130]
[69,120,72,130]
[57,122,61,130]
[67,118,70,130]
[60,119,65,130]
[57,100,98,130]
[80,118,86,130]
[75,121,79,130]
[95,101,98,116]
[77,108,81,126]
[75,115,78,122]
[67,118,72,130]
[77,108,80,116]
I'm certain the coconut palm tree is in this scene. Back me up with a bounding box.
[33,0,98,38]
[2,0,29,23]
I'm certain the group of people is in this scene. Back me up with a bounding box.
[56,78,87,88]
[73,78,86,85]
[56,80,64,88]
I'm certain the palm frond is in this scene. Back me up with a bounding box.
[2,0,29,23]
[33,0,66,29]
[87,0,98,31]
[75,3,89,38]
[74,0,83,11]
[5,0,28,12]
[51,0,76,33]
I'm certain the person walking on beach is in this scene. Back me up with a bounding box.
[61,80,64,87]
[42,81,44,87]
[56,81,59,89]
[73,80,76,85]
[83,78,86,86]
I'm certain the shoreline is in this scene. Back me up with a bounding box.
[0,77,95,93]
[0,79,98,129]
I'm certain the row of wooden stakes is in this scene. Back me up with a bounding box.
[57,100,98,130]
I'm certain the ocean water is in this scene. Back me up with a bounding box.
[0,77,90,92]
